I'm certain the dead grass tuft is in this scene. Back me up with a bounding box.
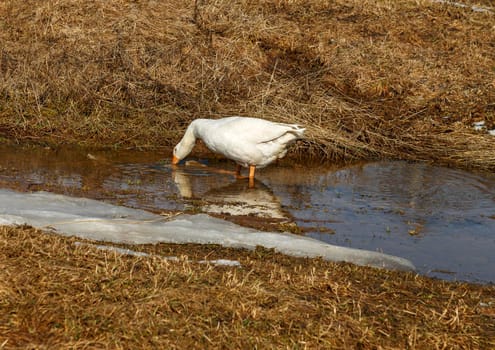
[0,0,494,169]
[1,225,495,348]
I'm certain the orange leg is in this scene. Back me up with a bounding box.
[234,165,256,187]
[248,165,256,188]
[249,165,256,179]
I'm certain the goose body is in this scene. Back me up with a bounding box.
[172,116,305,183]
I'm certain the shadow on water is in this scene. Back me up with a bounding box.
[1,144,494,283]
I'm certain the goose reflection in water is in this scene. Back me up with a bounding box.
[172,164,290,220]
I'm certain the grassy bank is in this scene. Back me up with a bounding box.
[1,0,494,169]
[1,225,494,349]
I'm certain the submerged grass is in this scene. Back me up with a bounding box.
[1,225,494,349]
[0,0,494,169]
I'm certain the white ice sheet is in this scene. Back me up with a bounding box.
[0,189,415,271]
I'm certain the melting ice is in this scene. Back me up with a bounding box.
[0,189,414,271]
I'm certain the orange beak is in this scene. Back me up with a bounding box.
[172,155,180,165]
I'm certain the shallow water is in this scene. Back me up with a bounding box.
[1,145,494,283]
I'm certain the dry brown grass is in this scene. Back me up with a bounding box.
[0,0,494,170]
[1,225,494,349]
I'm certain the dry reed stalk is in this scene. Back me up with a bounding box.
[0,0,494,170]
[1,225,494,349]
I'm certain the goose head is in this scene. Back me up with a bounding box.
[172,127,197,164]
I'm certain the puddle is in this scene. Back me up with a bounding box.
[1,144,494,283]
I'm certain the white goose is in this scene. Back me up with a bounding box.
[172,116,305,186]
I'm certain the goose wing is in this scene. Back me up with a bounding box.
[216,117,304,144]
